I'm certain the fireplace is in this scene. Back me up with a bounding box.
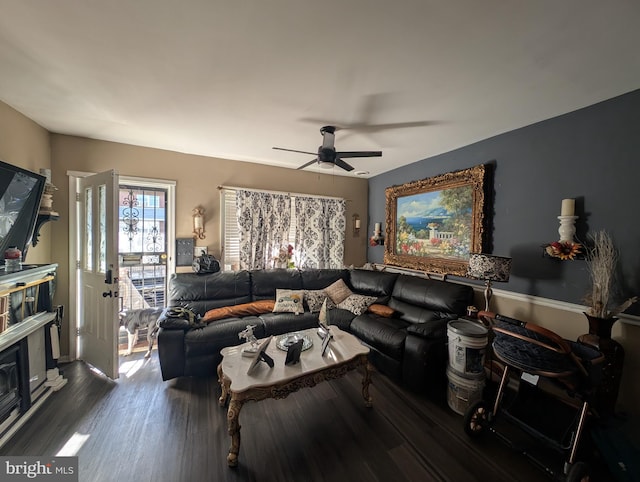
[0,345,22,425]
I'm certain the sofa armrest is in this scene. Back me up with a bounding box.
[156,308,197,330]
[406,315,455,340]
[157,327,186,380]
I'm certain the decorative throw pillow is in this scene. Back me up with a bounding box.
[304,290,336,312]
[337,294,378,316]
[367,303,396,318]
[202,300,276,323]
[273,289,304,314]
[323,279,353,304]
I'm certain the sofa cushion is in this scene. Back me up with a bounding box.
[304,290,336,312]
[337,294,377,315]
[326,308,357,331]
[202,300,275,323]
[367,304,396,318]
[259,312,321,336]
[168,271,252,315]
[273,289,304,314]
[324,279,353,304]
[389,275,473,322]
[348,269,399,303]
[251,269,302,300]
[349,314,410,360]
[300,269,348,290]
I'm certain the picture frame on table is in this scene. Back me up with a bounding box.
[246,336,274,374]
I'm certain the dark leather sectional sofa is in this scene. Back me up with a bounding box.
[157,268,474,392]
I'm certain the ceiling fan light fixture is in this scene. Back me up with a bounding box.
[318,161,334,169]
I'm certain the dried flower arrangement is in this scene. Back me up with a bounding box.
[584,230,638,319]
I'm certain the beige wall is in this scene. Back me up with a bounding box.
[0,101,52,264]
[50,134,369,356]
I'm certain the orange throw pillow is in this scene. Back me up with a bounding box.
[367,304,395,318]
[202,300,275,323]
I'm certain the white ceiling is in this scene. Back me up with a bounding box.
[1,1,638,177]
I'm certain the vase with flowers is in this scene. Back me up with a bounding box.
[274,244,295,269]
[580,230,638,415]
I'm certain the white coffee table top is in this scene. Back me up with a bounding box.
[219,326,369,393]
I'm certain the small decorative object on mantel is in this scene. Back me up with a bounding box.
[38,168,59,216]
[543,198,582,260]
[369,222,384,246]
[579,230,639,415]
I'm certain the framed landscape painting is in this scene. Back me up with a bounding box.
[383,164,489,276]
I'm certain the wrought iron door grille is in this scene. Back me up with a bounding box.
[118,185,168,312]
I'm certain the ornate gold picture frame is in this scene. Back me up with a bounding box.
[383,164,489,276]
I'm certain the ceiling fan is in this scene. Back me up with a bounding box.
[272,125,381,172]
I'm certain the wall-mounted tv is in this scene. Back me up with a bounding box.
[0,160,46,267]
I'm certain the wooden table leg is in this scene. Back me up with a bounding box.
[217,364,229,406]
[227,397,244,467]
[361,359,373,407]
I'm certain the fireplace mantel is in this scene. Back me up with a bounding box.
[0,263,63,447]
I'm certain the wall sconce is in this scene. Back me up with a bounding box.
[466,253,512,311]
[353,214,361,236]
[543,198,582,260]
[192,207,205,239]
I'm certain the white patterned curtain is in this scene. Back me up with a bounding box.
[294,196,345,269]
[236,190,291,269]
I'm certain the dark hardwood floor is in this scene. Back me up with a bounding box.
[1,350,612,482]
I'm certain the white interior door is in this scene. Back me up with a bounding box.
[77,170,120,379]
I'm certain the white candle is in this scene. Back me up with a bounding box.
[374,223,381,234]
[194,215,203,229]
[561,198,575,216]
[355,219,361,229]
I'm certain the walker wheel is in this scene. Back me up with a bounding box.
[464,400,490,437]
[566,461,591,482]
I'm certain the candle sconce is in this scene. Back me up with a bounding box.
[192,207,206,239]
[352,214,361,236]
[369,222,384,246]
[543,198,582,260]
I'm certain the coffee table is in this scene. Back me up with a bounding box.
[217,326,372,467]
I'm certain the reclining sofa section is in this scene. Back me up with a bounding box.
[157,268,473,393]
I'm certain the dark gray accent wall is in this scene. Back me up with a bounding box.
[368,89,640,313]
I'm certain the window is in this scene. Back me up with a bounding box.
[220,188,297,271]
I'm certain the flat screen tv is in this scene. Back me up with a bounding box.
[0,160,46,267]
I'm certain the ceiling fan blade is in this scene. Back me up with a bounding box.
[334,158,354,171]
[273,147,317,156]
[349,120,438,132]
[297,158,318,170]
[335,151,382,158]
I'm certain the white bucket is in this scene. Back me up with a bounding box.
[446,366,485,415]
[447,320,488,376]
